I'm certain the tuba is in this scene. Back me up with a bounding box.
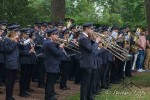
[130,34,139,53]
[65,18,74,28]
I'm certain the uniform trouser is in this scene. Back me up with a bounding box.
[6,69,17,100]
[116,58,124,80]
[32,63,38,81]
[118,60,125,80]
[88,69,97,99]
[144,49,150,69]
[125,60,132,77]
[45,73,58,100]
[37,57,45,86]
[0,63,6,84]
[106,61,112,85]
[95,65,102,92]
[74,59,80,84]
[20,64,33,93]
[26,64,34,90]
[60,61,71,88]
[102,63,110,87]
[80,68,92,100]
[110,62,117,82]
[68,60,74,80]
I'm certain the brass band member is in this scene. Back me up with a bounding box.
[79,23,100,100]
[4,24,20,100]
[43,28,64,100]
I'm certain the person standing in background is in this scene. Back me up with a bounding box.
[136,30,146,72]
[144,29,150,71]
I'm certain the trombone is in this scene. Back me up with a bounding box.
[92,32,132,61]
[56,38,81,54]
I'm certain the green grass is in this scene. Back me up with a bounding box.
[67,73,150,100]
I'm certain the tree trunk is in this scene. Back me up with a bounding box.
[51,0,65,22]
[145,0,150,34]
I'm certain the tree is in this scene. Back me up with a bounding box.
[145,0,150,33]
[51,0,65,22]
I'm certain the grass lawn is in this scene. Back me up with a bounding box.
[67,72,150,100]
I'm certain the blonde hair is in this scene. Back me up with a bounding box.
[7,31,18,38]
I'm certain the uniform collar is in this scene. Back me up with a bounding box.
[83,32,88,37]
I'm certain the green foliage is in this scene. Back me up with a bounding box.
[0,0,147,27]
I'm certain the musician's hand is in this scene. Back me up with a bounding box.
[14,35,19,42]
[60,43,65,48]
[30,48,35,53]
[73,39,77,44]
[98,42,103,48]
[11,37,15,41]
[96,36,101,43]
[0,37,2,41]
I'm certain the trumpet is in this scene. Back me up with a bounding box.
[91,32,132,61]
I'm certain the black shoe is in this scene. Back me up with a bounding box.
[53,91,59,95]
[101,86,109,89]
[68,78,74,81]
[110,81,119,84]
[0,90,3,94]
[6,97,15,100]
[94,91,101,95]
[75,82,80,85]
[55,80,60,84]
[0,83,5,86]
[87,96,94,100]
[19,92,31,97]
[38,85,45,89]
[60,87,70,90]
[32,79,38,82]
[50,96,57,100]
[26,88,35,92]
[107,84,112,86]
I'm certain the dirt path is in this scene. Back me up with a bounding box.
[0,81,80,100]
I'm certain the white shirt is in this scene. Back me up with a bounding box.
[125,34,130,41]
[111,31,118,40]
[83,32,88,38]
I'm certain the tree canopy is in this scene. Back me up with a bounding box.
[0,0,147,28]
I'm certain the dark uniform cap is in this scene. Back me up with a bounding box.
[83,22,93,28]
[57,22,65,26]
[69,24,76,29]
[7,24,20,31]
[92,26,96,29]
[61,29,69,34]
[29,29,35,34]
[0,20,7,25]
[20,28,30,33]
[46,28,59,35]
[8,22,18,27]
[48,22,53,25]
[34,22,41,27]
[41,22,48,26]
[111,26,119,30]
[28,29,35,38]
[101,26,108,32]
